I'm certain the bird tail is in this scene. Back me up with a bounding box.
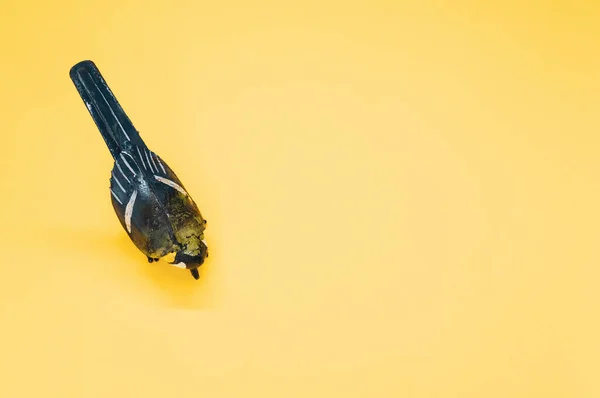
[69,60,145,158]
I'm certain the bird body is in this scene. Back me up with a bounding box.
[69,60,208,279]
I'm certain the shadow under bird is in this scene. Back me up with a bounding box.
[69,60,208,280]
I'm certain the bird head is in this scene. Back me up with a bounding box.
[169,239,208,275]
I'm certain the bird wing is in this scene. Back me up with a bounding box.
[130,144,200,211]
[109,151,138,212]
[109,150,177,258]
[129,144,207,246]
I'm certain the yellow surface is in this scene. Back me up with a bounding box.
[1,1,599,396]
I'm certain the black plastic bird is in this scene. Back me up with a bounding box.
[69,60,208,280]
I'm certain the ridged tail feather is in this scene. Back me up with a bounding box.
[69,60,146,158]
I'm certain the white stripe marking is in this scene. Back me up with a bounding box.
[145,149,156,173]
[136,147,147,170]
[116,161,130,183]
[77,71,130,141]
[122,151,136,162]
[172,262,187,269]
[156,158,166,174]
[154,176,187,196]
[148,150,160,174]
[110,189,123,205]
[89,76,130,141]
[124,190,138,233]
[119,153,137,176]
[113,174,126,193]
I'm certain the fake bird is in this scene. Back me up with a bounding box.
[69,60,208,280]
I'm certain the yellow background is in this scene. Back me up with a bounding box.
[1,1,599,396]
